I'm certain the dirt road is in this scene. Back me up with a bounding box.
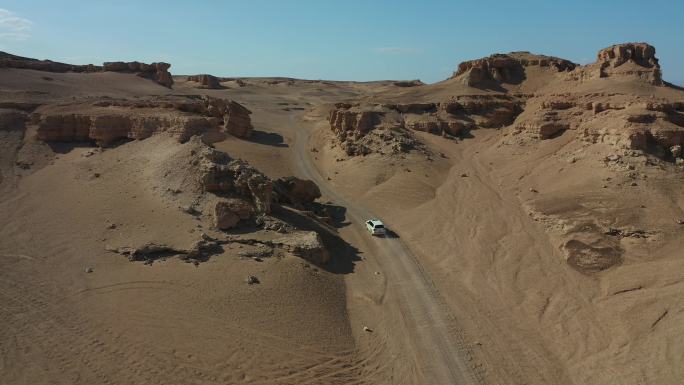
[290,115,480,385]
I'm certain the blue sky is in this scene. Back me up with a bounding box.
[1,0,683,84]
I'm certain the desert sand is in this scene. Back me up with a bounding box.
[1,43,683,385]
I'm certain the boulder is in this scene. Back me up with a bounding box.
[274,177,321,205]
[214,198,253,230]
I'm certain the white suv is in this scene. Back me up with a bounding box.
[365,219,386,236]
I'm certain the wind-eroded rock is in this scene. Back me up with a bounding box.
[594,43,662,85]
[452,52,576,86]
[102,61,173,88]
[35,95,253,144]
[329,103,380,138]
[274,177,321,206]
[0,51,174,87]
[214,198,254,229]
[36,113,217,145]
[187,74,222,89]
[199,148,273,214]
[272,231,330,265]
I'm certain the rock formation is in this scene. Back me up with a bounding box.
[0,52,173,87]
[103,61,173,88]
[594,43,662,85]
[199,148,273,214]
[187,74,222,89]
[271,231,330,265]
[34,95,253,145]
[329,103,380,138]
[214,198,253,230]
[393,80,424,87]
[452,52,576,86]
[274,177,321,206]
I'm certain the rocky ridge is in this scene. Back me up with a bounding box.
[0,52,174,87]
[33,95,253,145]
[451,52,576,86]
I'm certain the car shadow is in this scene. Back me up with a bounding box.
[381,229,400,239]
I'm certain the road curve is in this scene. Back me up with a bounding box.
[290,115,480,385]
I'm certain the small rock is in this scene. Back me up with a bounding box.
[630,182,638,186]
[460,173,468,177]
[84,267,93,273]
[246,275,260,285]
[106,223,117,230]
[529,188,539,193]
[677,219,684,225]
[363,326,373,332]
[374,271,380,275]
[93,173,101,178]
[181,205,200,216]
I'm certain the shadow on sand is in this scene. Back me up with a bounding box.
[271,204,361,275]
[248,130,288,147]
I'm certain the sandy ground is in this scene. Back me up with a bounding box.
[2,58,684,385]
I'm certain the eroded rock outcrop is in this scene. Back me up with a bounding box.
[452,52,576,86]
[214,198,254,229]
[199,148,273,214]
[274,177,321,206]
[0,51,174,87]
[34,95,253,145]
[187,74,222,89]
[329,104,380,138]
[103,61,173,88]
[272,231,330,265]
[595,43,662,85]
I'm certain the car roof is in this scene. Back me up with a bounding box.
[368,219,384,225]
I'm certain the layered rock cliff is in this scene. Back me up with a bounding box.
[34,95,253,145]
